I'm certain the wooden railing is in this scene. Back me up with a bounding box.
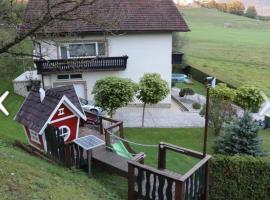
[35,56,128,74]
[128,142,211,200]
[100,115,136,155]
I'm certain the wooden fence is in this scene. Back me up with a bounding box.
[128,143,211,200]
[44,125,87,168]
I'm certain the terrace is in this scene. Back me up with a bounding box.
[35,56,128,74]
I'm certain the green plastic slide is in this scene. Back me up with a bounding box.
[111,140,133,159]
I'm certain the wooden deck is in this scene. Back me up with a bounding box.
[79,127,128,177]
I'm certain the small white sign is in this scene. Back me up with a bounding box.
[0,91,9,116]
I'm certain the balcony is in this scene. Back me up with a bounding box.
[35,56,128,74]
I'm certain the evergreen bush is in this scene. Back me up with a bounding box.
[214,112,264,156]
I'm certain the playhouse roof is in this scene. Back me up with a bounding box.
[19,0,190,35]
[15,85,86,134]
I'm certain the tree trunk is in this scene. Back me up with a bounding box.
[142,103,146,127]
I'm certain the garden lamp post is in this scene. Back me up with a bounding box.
[203,77,214,157]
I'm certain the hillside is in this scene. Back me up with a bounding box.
[179,8,270,96]
[0,80,127,200]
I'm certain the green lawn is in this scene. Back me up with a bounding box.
[178,8,270,96]
[124,127,270,174]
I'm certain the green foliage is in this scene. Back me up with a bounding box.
[92,76,138,117]
[180,8,270,97]
[137,73,169,127]
[179,88,195,97]
[210,83,236,101]
[246,6,257,19]
[214,112,264,156]
[200,100,237,135]
[210,155,270,200]
[192,102,201,110]
[137,73,169,105]
[235,86,263,112]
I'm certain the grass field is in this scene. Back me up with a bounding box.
[178,8,270,96]
[1,77,270,199]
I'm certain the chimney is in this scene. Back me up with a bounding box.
[39,88,45,102]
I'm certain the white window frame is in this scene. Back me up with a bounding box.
[59,125,71,142]
[29,130,40,144]
[59,42,105,59]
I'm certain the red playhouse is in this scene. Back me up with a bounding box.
[15,85,86,152]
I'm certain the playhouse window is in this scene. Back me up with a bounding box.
[29,130,40,144]
[59,126,71,142]
[58,108,65,116]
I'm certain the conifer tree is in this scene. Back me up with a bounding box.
[214,112,264,157]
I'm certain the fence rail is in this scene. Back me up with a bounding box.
[128,142,211,200]
[35,56,128,74]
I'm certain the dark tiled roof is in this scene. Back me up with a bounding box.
[20,0,190,35]
[15,85,84,133]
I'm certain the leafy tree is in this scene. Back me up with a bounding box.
[200,100,237,135]
[246,6,257,19]
[235,86,263,112]
[92,76,138,118]
[210,83,236,101]
[214,112,264,156]
[137,73,169,127]
[227,1,245,16]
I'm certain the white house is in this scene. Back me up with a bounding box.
[18,0,189,107]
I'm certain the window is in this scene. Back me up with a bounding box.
[57,74,69,80]
[58,108,65,116]
[60,42,106,59]
[29,130,40,144]
[70,74,82,79]
[57,74,82,80]
[59,126,71,142]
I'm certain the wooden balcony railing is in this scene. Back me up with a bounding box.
[128,142,211,200]
[35,56,128,74]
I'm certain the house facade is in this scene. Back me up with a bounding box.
[15,85,86,152]
[20,0,190,107]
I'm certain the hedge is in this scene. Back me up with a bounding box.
[209,155,270,200]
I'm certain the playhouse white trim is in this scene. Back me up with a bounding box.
[38,95,86,135]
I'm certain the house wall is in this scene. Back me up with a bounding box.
[50,104,80,143]
[39,33,173,106]
[24,127,45,151]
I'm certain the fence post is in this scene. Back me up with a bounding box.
[105,130,111,150]
[203,161,209,200]
[175,181,185,200]
[128,163,136,200]
[158,142,166,170]
[65,144,71,168]
[99,117,103,135]
[119,122,124,138]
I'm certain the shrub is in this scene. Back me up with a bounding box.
[214,112,264,156]
[192,102,201,110]
[235,86,263,112]
[210,155,270,200]
[200,100,237,135]
[137,73,169,127]
[179,88,195,97]
[210,83,236,101]
[246,6,257,19]
[92,76,138,117]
